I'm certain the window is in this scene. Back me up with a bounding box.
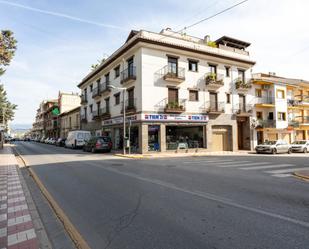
[278,112,286,121]
[127,88,134,108]
[114,66,120,78]
[188,60,198,72]
[268,112,274,120]
[105,73,110,83]
[276,89,285,99]
[96,101,100,111]
[114,93,120,105]
[189,90,198,101]
[90,84,93,92]
[256,111,263,120]
[209,64,217,74]
[105,98,110,112]
[89,104,93,113]
[255,89,262,97]
[168,88,178,103]
[225,66,230,77]
[238,69,245,82]
[96,79,100,87]
[168,56,178,75]
[226,93,231,104]
[84,107,87,116]
[127,57,134,76]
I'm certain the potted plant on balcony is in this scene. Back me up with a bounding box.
[206,73,217,85]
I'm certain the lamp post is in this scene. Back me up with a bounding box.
[108,85,127,155]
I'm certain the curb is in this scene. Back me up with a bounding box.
[14,147,91,249]
[114,153,145,159]
[293,171,309,181]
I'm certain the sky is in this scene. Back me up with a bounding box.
[0,0,309,126]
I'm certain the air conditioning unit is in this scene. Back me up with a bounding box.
[262,85,270,90]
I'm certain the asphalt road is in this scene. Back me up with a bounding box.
[15,141,309,249]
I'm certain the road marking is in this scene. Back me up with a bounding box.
[219,162,270,168]
[272,173,292,178]
[92,163,309,229]
[213,161,250,166]
[183,159,234,164]
[265,167,309,174]
[240,164,295,170]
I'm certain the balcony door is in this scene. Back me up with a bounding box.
[168,57,178,76]
[105,98,109,113]
[209,92,218,110]
[168,88,178,104]
[127,88,134,108]
[127,58,134,77]
[239,95,246,112]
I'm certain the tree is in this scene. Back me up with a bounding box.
[0,30,17,76]
[0,84,17,130]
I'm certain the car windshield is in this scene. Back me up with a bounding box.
[77,133,90,139]
[98,137,111,142]
[292,141,306,145]
[262,141,277,145]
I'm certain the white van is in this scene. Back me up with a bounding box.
[65,130,91,149]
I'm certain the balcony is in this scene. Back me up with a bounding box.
[92,110,101,120]
[291,116,309,125]
[255,97,275,107]
[205,73,224,90]
[203,101,225,114]
[121,66,136,85]
[81,94,88,104]
[256,119,276,129]
[100,81,111,95]
[121,98,137,114]
[288,119,300,128]
[92,86,101,98]
[235,78,252,92]
[81,114,87,123]
[164,99,186,114]
[162,66,185,83]
[287,96,309,108]
[100,107,111,120]
[233,103,253,116]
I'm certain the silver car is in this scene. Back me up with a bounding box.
[255,140,292,154]
[290,140,309,153]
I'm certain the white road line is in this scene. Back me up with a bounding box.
[240,164,295,170]
[265,167,309,174]
[219,162,270,168]
[182,160,234,164]
[213,161,250,166]
[272,173,292,178]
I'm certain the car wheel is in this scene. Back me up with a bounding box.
[272,148,277,154]
[304,148,307,153]
[288,148,292,154]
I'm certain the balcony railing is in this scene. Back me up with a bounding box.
[121,66,136,84]
[235,78,252,91]
[233,103,253,115]
[92,86,101,98]
[164,98,186,114]
[288,119,300,128]
[205,73,224,88]
[81,94,88,104]
[92,110,101,120]
[256,119,276,128]
[292,115,309,124]
[121,98,137,114]
[255,97,275,105]
[100,107,111,119]
[287,97,309,107]
[162,65,185,83]
[100,81,111,94]
[204,101,225,114]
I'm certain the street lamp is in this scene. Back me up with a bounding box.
[108,84,127,155]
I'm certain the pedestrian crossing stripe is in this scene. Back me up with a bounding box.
[211,161,251,166]
[265,167,309,174]
[219,162,270,168]
[240,164,294,170]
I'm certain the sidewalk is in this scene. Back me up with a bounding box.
[0,145,39,249]
[293,170,309,180]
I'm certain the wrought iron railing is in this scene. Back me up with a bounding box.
[162,65,185,80]
[92,86,101,98]
[205,73,224,86]
[233,103,253,114]
[255,97,275,105]
[121,66,136,84]
[204,101,225,113]
[100,81,110,93]
[256,119,276,128]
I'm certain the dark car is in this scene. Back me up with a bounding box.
[56,138,66,147]
[83,136,112,153]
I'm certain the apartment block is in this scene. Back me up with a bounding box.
[59,106,80,138]
[251,73,309,145]
[78,28,255,153]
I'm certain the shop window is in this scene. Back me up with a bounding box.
[189,90,198,101]
[255,89,262,97]
[148,125,160,151]
[166,126,204,150]
[188,60,198,72]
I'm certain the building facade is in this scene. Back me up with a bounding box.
[78,28,255,153]
[59,106,80,138]
[251,73,309,146]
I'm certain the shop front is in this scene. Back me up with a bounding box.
[102,113,209,154]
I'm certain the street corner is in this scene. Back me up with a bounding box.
[293,170,309,181]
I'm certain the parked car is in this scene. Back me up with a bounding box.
[40,137,46,143]
[290,140,309,153]
[49,138,57,145]
[44,138,50,144]
[56,138,66,147]
[255,140,292,154]
[65,130,91,149]
[83,136,112,153]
